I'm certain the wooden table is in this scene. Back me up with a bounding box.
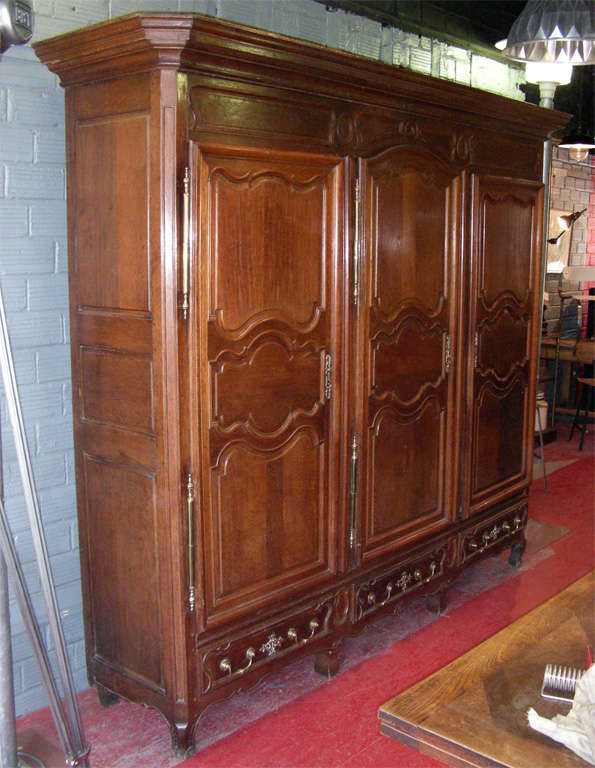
[378,572,594,768]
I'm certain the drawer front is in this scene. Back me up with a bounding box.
[353,541,453,622]
[198,590,350,695]
[460,500,528,563]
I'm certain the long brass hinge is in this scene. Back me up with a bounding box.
[348,433,359,552]
[473,330,479,369]
[445,333,452,375]
[186,473,196,612]
[324,353,332,400]
[352,174,360,305]
[181,167,190,320]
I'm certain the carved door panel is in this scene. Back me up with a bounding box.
[463,175,543,514]
[357,147,461,564]
[192,145,343,629]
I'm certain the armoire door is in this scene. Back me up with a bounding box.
[191,144,344,629]
[463,175,543,514]
[357,147,462,564]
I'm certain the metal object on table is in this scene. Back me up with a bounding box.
[541,664,584,703]
[0,284,90,768]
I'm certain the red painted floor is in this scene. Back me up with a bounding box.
[15,426,594,768]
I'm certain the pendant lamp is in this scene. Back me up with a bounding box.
[502,0,595,65]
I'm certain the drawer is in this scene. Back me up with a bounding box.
[198,594,342,695]
[353,541,451,622]
[460,500,528,563]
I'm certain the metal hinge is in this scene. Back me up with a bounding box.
[324,353,332,400]
[186,473,196,612]
[473,330,479,369]
[352,175,360,305]
[445,333,452,375]
[181,167,190,320]
[348,433,358,552]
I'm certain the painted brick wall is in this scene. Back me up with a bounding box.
[1,0,526,718]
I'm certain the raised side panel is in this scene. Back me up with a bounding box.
[73,114,150,312]
[195,145,343,628]
[80,348,154,433]
[84,456,163,693]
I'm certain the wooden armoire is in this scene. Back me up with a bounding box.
[34,13,567,753]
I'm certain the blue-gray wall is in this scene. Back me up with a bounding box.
[0,0,525,717]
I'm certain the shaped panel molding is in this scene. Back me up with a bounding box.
[207,430,328,618]
[367,401,444,543]
[371,319,445,406]
[476,183,540,310]
[365,148,456,322]
[212,337,323,435]
[206,157,332,334]
[472,376,526,495]
[476,306,529,382]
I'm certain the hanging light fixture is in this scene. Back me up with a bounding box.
[559,65,595,160]
[502,1,595,65]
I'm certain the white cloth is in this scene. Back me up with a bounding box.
[527,665,595,765]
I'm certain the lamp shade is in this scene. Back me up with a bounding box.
[559,131,595,160]
[503,0,595,64]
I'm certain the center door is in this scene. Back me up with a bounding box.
[358,146,461,564]
[192,144,344,630]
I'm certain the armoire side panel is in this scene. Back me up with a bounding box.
[195,146,343,627]
[66,76,169,701]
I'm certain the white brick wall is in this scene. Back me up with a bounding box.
[0,0,527,718]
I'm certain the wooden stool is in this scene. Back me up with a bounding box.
[569,376,595,450]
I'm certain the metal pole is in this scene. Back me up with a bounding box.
[0,395,17,768]
[0,553,17,768]
[0,284,89,768]
[0,497,79,763]
[537,138,553,421]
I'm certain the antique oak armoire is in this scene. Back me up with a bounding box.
[34,13,567,753]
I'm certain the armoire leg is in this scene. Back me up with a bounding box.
[170,719,196,758]
[314,644,342,679]
[425,587,447,615]
[95,683,119,707]
[508,539,526,568]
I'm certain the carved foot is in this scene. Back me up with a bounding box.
[426,588,447,615]
[314,645,342,679]
[96,683,119,707]
[508,540,526,568]
[170,720,196,758]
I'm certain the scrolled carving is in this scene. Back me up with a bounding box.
[332,110,362,148]
[449,133,474,162]
[398,120,423,141]
[260,634,284,656]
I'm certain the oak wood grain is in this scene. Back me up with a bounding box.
[379,572,594,768]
